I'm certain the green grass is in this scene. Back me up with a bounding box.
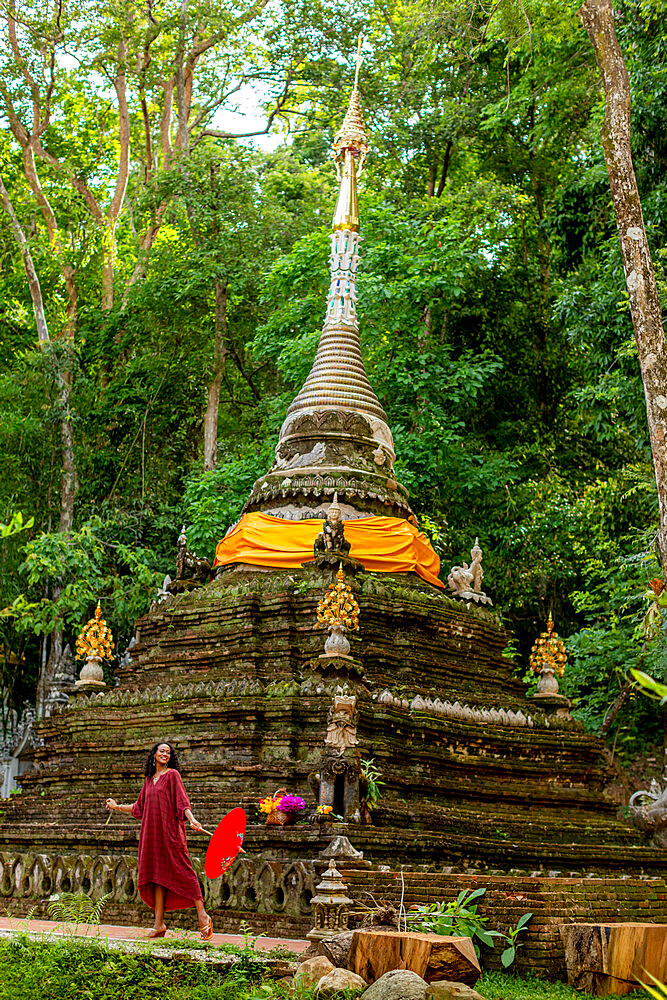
[0,935,297,1000]
[0,938,654,1000]
[480,971,647,1000]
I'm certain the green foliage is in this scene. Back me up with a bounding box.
[0,935,293,1000]
[500,912,533,970]
[183,449,276,562]
[632,669,667,704]
[406,889,531,966]
[0,512,34,538]
[46,891,112,928]
[642,971,667,1000]
[480,970,645,1000]
[360,758,385,808]
[0,935,652,1000]
[1,515,163,654]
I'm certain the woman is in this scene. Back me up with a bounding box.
[106,741,213,939]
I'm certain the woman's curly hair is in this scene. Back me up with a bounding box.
[143,741,182,777]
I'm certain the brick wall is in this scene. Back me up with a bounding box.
[343,869,667,978]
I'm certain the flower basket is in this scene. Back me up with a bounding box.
[262,788,289,826]
[266,809,293,826]
[261,788,306,825]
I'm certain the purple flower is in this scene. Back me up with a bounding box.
[278,794,306,813]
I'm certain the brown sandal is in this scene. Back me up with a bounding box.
[147,927,167,939]
[200,916,213,941]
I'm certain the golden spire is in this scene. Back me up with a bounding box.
[332,35,369,233]
[243,34,415,523]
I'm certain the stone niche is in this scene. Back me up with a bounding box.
[318,691,361,822]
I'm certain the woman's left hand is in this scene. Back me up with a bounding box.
[188,817,203,832]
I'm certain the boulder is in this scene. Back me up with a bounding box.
[295,955,335,989]
[361,969,429,1000]
[318,929,356,968]
[298,945,321,963]
[426,983,486,1000]
[316,968,368,998]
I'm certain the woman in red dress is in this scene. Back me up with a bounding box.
[106,741,212,939]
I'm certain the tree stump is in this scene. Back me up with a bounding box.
[560,923,667,996]
[349,929,480,985]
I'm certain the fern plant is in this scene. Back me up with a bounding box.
[46,891,111,928]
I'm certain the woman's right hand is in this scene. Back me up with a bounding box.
[105,798,118,811]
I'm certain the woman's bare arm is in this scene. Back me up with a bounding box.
[105,798,136,815]
[184,807,203,832]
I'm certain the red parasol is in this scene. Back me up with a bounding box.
[203,807,247,879]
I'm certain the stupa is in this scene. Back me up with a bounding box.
[1,50,666,972]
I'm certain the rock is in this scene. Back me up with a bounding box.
[426,983,486,1000]
[295,955,335,989]
[298,945,320,963]
[316,968,368,998]
[361,970,429,1000]
[318,929,355,968]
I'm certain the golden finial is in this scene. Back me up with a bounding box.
[529,613,567,678]
[353,32,363,90]
[76,601,115,662]
[331,34,369,233]
[316,564,360,634]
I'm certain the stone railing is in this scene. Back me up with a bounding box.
[0,850,316,923]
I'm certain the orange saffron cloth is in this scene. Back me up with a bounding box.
[212,512,443,589]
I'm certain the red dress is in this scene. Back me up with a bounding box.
[131,768,203,911]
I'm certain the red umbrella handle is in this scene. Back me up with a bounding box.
[204,807,248,878]
[200,826,246,852]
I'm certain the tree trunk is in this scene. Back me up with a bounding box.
[57,365,77,532]
[435,141,453,198]
[0,172,49,343]
[0,165,77,718]
[599,679,632,738]
[101,224,117,312]
[203,279,228,471]
[560,922,667,994]
[579,0,667,571]
[349,929,480,986]
[36,626,62,718]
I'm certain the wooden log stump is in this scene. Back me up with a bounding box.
[560,922,667,996]
[349,929,480,985]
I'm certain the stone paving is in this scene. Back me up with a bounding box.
[0,915,309,952]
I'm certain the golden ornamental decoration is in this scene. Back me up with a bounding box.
[75,602,114,661]
[316,566,360,633]
[529,613,567,677]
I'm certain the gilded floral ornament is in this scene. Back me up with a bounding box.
[530,614,567,678]
[75,602,114,662]
[317,565,359,656]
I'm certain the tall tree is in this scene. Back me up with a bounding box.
[579,0,667,572]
